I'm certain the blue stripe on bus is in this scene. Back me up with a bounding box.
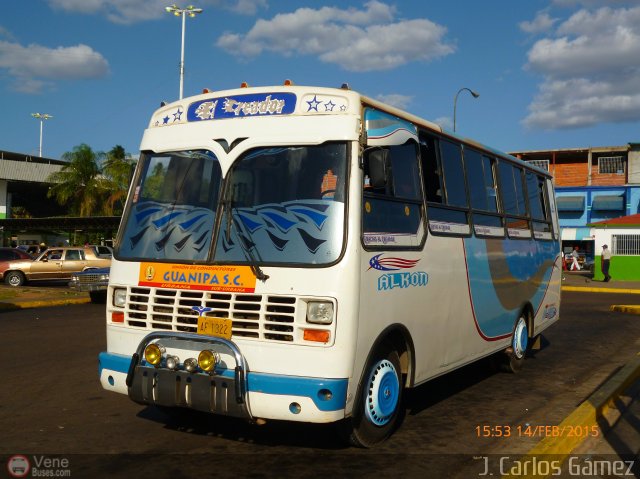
[99,351,131,376]
[463,237,558,339]
[247,374,348,411]
[98,352,348,411]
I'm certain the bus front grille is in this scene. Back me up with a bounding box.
[121,287,308,344]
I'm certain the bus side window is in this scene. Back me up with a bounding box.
[419,133,443,204]
[362,142,424,247]
[498,161,530,234]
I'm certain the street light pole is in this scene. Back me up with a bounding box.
[165,4,203,100]
[453,87,479,132]
[31,113,53,157]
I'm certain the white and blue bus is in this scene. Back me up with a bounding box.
[98,83,561,446]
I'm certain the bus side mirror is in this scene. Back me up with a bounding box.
[366,149,389,189]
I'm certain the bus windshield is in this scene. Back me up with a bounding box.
[215,142,347,266]
[118,150,222,261]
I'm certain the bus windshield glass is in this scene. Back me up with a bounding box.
[215,142,347,266]
[118,150,222,261]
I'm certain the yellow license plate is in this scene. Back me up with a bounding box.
[197,316,232,340]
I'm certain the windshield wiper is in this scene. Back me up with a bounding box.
[222,189,269,282]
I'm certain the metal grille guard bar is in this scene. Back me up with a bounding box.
[125,331,248,405]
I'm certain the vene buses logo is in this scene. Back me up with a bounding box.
[7,455,30,478]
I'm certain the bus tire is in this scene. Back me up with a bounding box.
[502,314,530,373]
[5,271,26,287]
[346,344,404,447]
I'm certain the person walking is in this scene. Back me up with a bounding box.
[570,245,581,271]
[601,244,612,282]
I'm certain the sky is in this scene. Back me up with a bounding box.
[1,0,639,160]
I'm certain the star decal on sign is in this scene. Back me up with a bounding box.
[324,100,336,112]
[163,115,170,124]
[306,95,321,112]
[173,108,183,121]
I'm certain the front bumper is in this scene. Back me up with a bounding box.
[99,331,348,423]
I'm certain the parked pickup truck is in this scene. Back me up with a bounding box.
[69,267,110,303]
[0,246,111,287]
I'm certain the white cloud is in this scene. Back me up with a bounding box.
[216,1,455,72]
[432,116,453,131]
[0,41,109,93]
[524,5,640,129]
[375,93,413,110]
[519,11,558,34]
[47,0,266,23]
[231,0,267,15]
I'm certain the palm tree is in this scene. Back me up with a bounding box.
[47,143,105,217]
[102,145,135,215]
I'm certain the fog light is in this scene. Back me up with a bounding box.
[184,358,197,372]
[166,355,180,370]
[198,350,219,373]
[318,389,333,401]
[144,343,164,366]
[289,402,301,414]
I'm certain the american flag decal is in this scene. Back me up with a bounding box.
[368,254,420,271]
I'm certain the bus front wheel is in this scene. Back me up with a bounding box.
[346,344,404,447]
[502,314,530,373]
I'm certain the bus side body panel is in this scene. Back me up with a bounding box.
[356,233,561,388]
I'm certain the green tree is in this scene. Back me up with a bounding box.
[47,143,105,217]
[102,145,135,215]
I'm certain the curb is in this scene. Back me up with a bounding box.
[502,353,640,478]
[562,286,640,294]
[610,305,640,315]
[0,296,91,311]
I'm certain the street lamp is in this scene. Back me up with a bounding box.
[453,88,479,132]
[31,113,53,157]
[165,4,203,100]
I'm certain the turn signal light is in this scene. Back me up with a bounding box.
[111,312,124,323]
[303,329,330,343]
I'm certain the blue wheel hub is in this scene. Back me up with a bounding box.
[513,318,528,359]
[365,359,399,426]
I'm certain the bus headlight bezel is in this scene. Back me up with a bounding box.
[306,301,334,325]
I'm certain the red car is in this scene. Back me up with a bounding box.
[0,247,34,261]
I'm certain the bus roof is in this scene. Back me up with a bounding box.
[149,83,550,178]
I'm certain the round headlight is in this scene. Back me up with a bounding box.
[144,343,164,366]
[165,355,180,370]
[183,358,198,372]
[198,350,219,373]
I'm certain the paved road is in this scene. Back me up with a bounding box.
[1,292,640,478]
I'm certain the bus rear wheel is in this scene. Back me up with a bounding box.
[346,344,404,447]
[502,314,530,373]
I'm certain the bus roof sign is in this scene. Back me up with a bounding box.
[188,92,297,121]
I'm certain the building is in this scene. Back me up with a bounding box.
[511,143,640,273]
[588,214,640,281]
[0,150,66,219]
[0,149,120,247]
